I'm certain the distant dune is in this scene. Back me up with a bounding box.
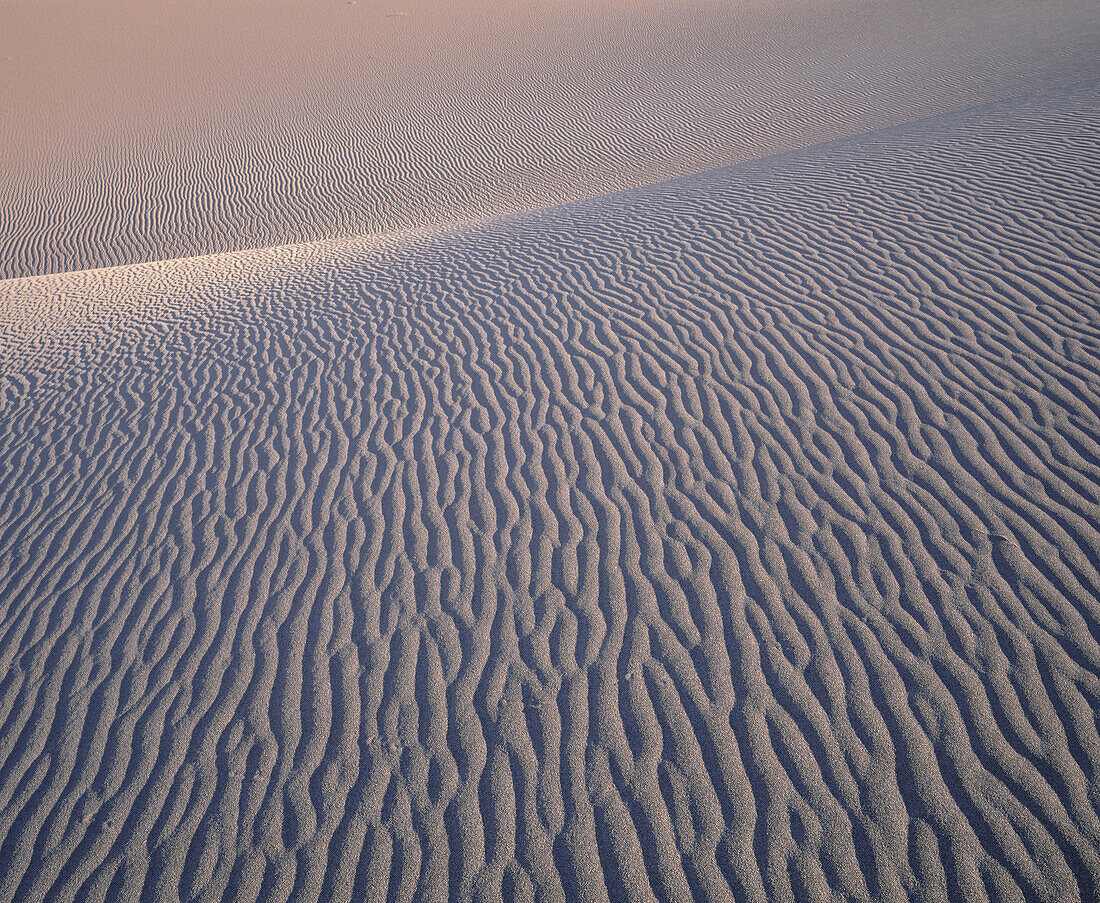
[2,0,1099,278]
[0,80,1097,900]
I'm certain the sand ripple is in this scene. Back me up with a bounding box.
[0,82,1098,901]
[3,0,1098,279]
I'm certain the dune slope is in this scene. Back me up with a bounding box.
[2,0,1099,279]
[0,82,1099,901]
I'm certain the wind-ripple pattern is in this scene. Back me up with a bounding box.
[0,82,1098,902]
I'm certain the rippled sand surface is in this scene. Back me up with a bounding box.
[3,0,1098,278]
[2,3,1100,902]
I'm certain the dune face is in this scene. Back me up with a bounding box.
[0,79,1098,901]
[2,0,1100,279]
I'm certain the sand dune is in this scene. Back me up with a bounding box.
[3,0,1099,279]
[0,81,1098,900]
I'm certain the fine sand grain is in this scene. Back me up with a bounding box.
[0,81,1098,900]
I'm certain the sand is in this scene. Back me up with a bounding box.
[2,2,1100,901]
[0,78,1098,900]
[3,0,1099,279]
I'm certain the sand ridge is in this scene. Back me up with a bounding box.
[0,82,1098,900]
